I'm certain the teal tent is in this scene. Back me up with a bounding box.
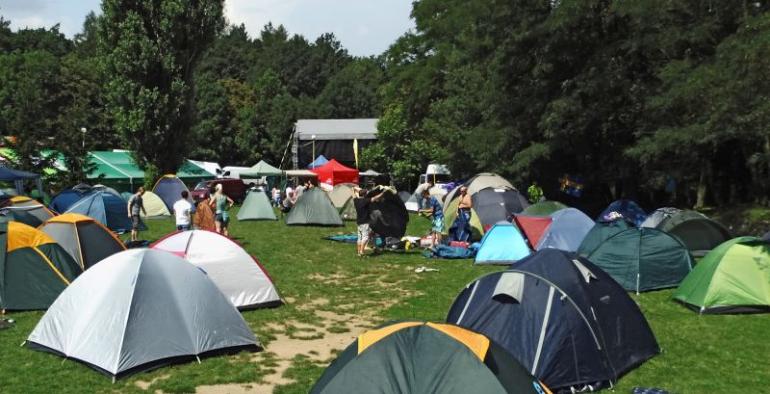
[237,191,277,221]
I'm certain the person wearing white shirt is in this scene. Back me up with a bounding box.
[173,190,193,231]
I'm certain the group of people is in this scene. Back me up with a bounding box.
[126,184,234,241]
[274,180,316,213]
[418,185,472,247]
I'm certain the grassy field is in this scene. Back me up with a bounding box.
[1,209,769,393]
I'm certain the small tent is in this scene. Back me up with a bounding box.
[597,199,647,226]
[674,237,770,314]
[151,230,281,309]
[578,226,693,293]
[475,223,531,265]
[656,210,731,256]
[26,249,260,379]
[307,154,329,169]
[39,213,126,270]
[444,186,529,241]
[339,198,357,221]
[311,321,551,394]
[578,219,631,255]
[640,207,681,228]
[237,191,277,221]
[535,208,595,252]
[65,190,145,233]
[448,249,659,391]
[49,183,93,213]
[0,220,82,310]
[512,215,553,249]
[521,200,568,216]
[327,183,357,208]
[286,188,343,226]
[152,174,189,212]
[404,183,447,212]
[311,159,359,186]
[5,196,55,224]
[139,191,171,219]
[0,207,42,227]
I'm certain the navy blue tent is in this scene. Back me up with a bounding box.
[65,190,144,233]
[49,184,93,213]
[448,249,659,391]
[474,222,531,265]
[597,199,647,226]
[307,155,329,169]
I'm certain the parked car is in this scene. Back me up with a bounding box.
[190,179,248,203]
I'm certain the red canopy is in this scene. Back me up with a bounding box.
[513,215,553,249]
[310,159,359,186]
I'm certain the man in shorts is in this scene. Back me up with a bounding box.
[173,190,193,231]
[353,187,385,257]
[419,188,444,247]
[127,186,146,241]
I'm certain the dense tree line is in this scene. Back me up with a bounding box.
[2,0,770,208]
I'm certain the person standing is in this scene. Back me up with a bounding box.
[419,188,444,247]
[528,181,544,203]
[271,186,281,207]
[456,186,472,242]
[127,186,146,241]
[353,187,385,257]
[173,190,193,231]
[209,184,234,236]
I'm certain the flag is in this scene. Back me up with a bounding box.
[353,138,359,169]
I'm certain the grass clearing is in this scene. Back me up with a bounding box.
[1,209,769,393]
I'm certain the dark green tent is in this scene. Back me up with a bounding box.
[578,226,693,293]
[237,191,277,221]
[521,200,568,216]
[286,188,343,226]
[0,220,82,310]
[311,321,551,394]
[578,219,631,255]
[657,210,730,257]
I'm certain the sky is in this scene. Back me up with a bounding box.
[0,0,415,56]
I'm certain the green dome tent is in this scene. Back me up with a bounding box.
[521,200,568,216]
[237,191,277,221]
[286,188,343,226]
[578,226,693,293]
[656,210,731,257]
[674,237,770,314]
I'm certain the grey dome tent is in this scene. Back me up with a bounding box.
[327,183,357,208]
[237,190,277,221]
[26,248,260,379]
[286,187,343,226]
[656,209,730,257]
[447,249,659,392]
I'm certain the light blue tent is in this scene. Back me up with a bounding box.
[536,208,595,252]
[474,222,531,265]
[65,190,146,233]
[307,155,329,169]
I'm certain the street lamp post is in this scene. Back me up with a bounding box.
[311,134,316,167]
[80,127,87,149]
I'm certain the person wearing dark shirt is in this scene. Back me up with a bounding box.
[353,187,385,257]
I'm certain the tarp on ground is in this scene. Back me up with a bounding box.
[26,249,259,379]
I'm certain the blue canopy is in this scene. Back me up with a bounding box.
[65,190,145,233]
[307,155,329,169]
[0,166,39,181]
[474,222,531,265]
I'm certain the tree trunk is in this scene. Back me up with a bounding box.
[695,161,710,209]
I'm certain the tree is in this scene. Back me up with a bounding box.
[98,0,225,184]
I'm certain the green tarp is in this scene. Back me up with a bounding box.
[674,237,770,313]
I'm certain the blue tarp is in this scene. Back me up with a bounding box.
[307,155,329,169]
[65,190,145,233]
[475,223,531,265]
[536,208,595,252]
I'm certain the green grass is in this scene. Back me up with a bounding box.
[1,209,769,393]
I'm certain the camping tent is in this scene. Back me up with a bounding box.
[310,159,359,186]
[444,187,529,241]
[404,183,448,212]
[339,198,357,221]
[286,188,343,226]
[674,237,770,314]
[153,175,190,212]
[240,160,283,178]
[597,199,647,226]
[307,154,329,169]
[151,230,281,309]
[521,200,569,216]
[237,191,277,221]
[640,207,681,228]
[577,219,630,255]
[475,223,531,265]
[578,226,693,293]
[139,191,171,219]
[535,208,595,252]
[0,207,43,227]
[365,186,409,238]
[310,321,550,394]
[327,183,357,208]
[443,173,515,207]
[39,213,126,270]
[0,220,82,310]
[4,196,55,224]
[655,210,730,256]
[448,249,659,391]
[26,248,259,379]
[512,215,553,249]
[49,183,93,213]
[65,190,145,233]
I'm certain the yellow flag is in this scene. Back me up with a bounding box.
[353,138,359,169]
